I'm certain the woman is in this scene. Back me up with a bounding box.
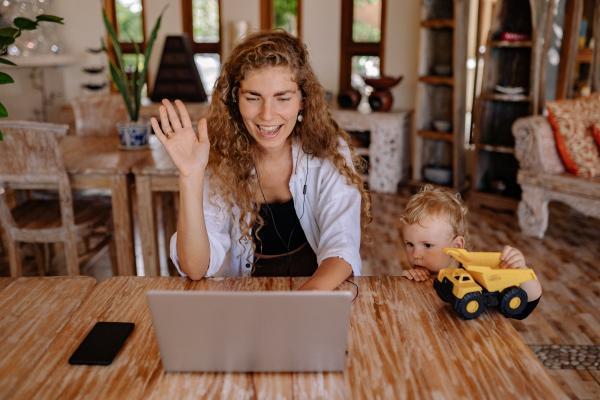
[151,31,370,290]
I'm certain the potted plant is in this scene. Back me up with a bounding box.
[101,7,165,149]
[0,14,63,141]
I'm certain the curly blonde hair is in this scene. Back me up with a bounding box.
[205,30,371,243]
[400,185,469,244]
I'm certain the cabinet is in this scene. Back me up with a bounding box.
[331,109,412,193]
[469,0,555,210]
[411,0,470,190]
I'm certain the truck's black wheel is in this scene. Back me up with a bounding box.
[499,286,528,317]
[434,278,454,303]
[453,292,485,320]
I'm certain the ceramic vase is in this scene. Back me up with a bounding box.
[117,121,149,149]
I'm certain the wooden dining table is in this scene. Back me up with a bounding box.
[1,276,566,399]
[131,136,178,276]
[0,276,96,399]
[60,135,155,275]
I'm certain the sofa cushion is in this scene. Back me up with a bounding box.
[546,94,600,178]
[594,122,600,150]
[538,120,566,174]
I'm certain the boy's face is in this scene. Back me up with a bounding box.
[402,215,464,272]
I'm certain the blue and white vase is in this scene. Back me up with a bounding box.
[117,120,149,149]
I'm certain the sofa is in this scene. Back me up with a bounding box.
[512,112,600,239]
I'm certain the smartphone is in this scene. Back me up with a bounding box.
[68,322,135,366]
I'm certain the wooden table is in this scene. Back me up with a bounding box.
[0,276,96,399]
[6,276,565,399]
[131,137,178,276]
[61,136,152,275]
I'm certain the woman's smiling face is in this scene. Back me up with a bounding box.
[237,65,303,153]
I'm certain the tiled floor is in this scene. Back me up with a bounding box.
[2,190,599,399]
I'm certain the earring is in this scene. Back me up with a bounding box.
[297,113,303,122]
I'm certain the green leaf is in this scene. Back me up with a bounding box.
[109,61,134,120]
[0,130,3,141]
[102,9,125,73]
[0,58,16,66]
[0,102,7,118]
[0,72,14,84]
[13,17,38,31]
[0,27,19,37]
[0,36,16,46]
[140,6,166,104]
[35,14,64,24]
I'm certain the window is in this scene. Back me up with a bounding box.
[340,0,386,91]
[260,0,302,38]
[182,0,222,95]
[105,0,147,73]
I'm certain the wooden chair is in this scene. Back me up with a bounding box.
[70,94,128,136]
[0,120,114,276]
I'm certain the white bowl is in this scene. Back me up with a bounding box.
[432,120,452,132]
[423,166,452,186]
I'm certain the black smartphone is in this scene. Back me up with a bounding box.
[68,322,134,366]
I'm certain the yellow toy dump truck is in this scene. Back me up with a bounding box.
[433,248,538,320]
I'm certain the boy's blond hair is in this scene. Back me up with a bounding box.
[400,185,469,244]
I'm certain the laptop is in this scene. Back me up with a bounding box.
[146,290,353,372]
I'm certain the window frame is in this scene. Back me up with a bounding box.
[339,0,387,91]
[104,0,148,54]
[260,0,303,38]
[181,0,223,57]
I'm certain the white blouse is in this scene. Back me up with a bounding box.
[170,139,362,277]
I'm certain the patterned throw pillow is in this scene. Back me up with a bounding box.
[546,94,600,178]
[593,122,600,150]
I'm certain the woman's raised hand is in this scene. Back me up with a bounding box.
[151,99,210,179]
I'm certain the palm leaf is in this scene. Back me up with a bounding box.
[108,61,134,119]
[102,8,125,73]
[138,6,166,98]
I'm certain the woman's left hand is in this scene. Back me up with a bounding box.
[499,245,526,269]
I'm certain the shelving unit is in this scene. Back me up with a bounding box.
[412,0,470,191]
[557,0,599,99]
[469,0,554,211]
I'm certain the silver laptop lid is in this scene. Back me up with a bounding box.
[146,290,353,372]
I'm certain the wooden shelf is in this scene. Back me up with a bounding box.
[468,190,518,211]
[469,0,553,212]
[490,40,532,48]
[420,19,455,29]
[482,92,531,102]
[418,75,454,86]
[408,179,452,189]
[412,0,468,192]
[576,48,593,63]
[3,54,77,68]
[355,147,369,156]
[475,143,515,154]
[417,130,453,142]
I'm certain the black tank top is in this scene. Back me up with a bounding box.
[252,199,307,254]
[251,198,317,276]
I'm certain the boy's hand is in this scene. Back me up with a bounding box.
[499,245,526,269]
[402,267,431,281]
